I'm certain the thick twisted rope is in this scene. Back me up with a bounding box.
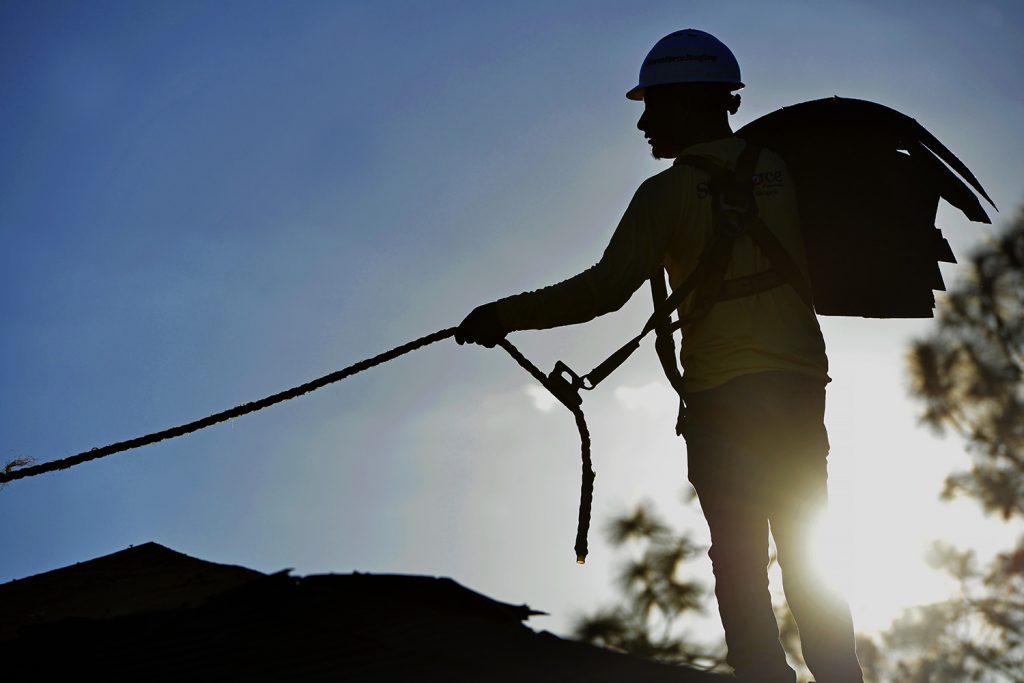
[1,329,595,563]
[0,328,457,484]
[497,339,594,563]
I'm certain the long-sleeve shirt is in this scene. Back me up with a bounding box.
[495,136,829,393]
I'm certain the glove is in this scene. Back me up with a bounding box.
[455,302,507,347]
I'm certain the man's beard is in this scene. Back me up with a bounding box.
[650,141,683,160]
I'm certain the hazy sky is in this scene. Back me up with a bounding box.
[3,0,1022,640]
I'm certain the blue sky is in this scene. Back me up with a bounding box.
[2,0,1023,639]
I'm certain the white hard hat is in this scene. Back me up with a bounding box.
[626,29,744,100]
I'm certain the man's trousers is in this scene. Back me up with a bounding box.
[682,371,864,683]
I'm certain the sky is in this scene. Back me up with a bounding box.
[2,0,1023,643]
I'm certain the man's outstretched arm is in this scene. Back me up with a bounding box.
[457,174,679,347]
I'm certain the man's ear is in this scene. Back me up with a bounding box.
[728,93,742,116]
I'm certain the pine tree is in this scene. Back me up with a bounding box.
[865,205,1024,683]
[571,502,727,671]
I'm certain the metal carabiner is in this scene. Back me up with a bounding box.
[546,360,584,408]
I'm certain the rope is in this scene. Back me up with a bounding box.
[497,339,594,564]
[0,328,457,484]
[1,328,596,563]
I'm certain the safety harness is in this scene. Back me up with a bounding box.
[545,141,814,431]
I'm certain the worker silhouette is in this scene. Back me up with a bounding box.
[457,29,864,683]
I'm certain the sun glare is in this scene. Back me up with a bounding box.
[606,375,1013,637]
[806,505,960,633]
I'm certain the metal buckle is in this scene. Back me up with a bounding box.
[547,361,584,408]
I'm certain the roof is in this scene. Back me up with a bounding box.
[0,542,261,641]
[0,542,728,682]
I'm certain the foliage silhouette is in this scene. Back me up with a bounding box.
[908,206,1024,520]
[862,204,1024,683]
[571,502,728,671]
[863,540,1024,683]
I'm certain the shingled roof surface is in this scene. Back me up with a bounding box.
[0,543,727,682]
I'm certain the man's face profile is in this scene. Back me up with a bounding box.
[636,85,692,160]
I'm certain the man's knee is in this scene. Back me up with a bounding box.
[708,538,772,580]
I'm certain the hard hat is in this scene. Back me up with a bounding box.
[626,29,743,100]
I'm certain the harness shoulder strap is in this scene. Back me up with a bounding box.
[742,215,814,307]
[650,142,763,330]
[670,142,814,316]
[649,267,686,397]
[730,143,814,308]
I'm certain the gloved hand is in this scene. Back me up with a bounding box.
[455,302,507,347]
